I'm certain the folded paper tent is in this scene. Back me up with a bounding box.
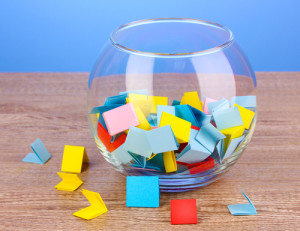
[90,91,256,175]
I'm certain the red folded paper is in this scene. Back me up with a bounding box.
[177,156,215,175]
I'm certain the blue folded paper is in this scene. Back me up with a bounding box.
[22,138,51,164]
[231,96,256,109]
[112,144,133,164]
[207,98,230,115]
[213,107,244,130]
[228,190,257,215]
[104,94,127,106]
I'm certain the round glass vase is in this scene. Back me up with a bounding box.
[87,18,257,192]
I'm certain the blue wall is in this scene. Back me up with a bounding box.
[0,0,299,72]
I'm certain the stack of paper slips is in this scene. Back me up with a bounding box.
[90,90,256,175]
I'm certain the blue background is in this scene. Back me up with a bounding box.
[0,0,299,72]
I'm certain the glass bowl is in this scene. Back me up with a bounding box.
[87,18,257,192]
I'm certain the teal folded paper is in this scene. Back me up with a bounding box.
[213,107,244,130]
[172,100,181,106]
[23,138,51,164]
[126,176,160,207]
[190,106,212,127]
[175,105,199,127]
[228,190,257,215]
[104,94,127,106]
[129,152,146,168]
[157,105,175,125]
[195,123,226,153]
[231,96,256,109]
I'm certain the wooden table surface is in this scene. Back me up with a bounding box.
[0,72,299,231]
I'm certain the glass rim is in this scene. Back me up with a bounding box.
[110,18,234,57]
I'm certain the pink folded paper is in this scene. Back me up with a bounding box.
[103,103,139,136]
[203,97,217,114]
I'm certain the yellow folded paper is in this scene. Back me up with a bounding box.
[234,104,255,129]
[55,172,83,191]
[148,96,168,113]
[124,106,151,134]
[73,189,108,220]
[163,151,177,173]
[220,125,245,152]
[128,93,151,116]
[61,145,89,173]
[180,91,203,111]
[159,112,191,143]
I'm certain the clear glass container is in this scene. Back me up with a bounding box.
[87,18,257,192]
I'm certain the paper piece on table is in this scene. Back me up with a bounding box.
[189,106,212,127]
[126,176,159,207]
[90,105,123,131]
[163,151,177,173]
[55,172,83,191]
[104,94,127,106]
[159,112,191,143]
[73,189,108,220]
[172,99,181,106]
[195,123,226,153]
[222,135,245,161]
[128,93,151,116]
[23,138,51,164]
[213,107,244,130]
[171,199,198,225]
[234,104,255,129]
[175,104,199,127]
[157,105,175,125]
[112,144,133,164]
[146,125,179,153]
[231,95,256,109]
[119,89,148,96]
[176,129,211,164]
[61,145,89,173]
[103,103,139,136]
[203,97,217,114]
[220,125,245,153]
[123,126,152,158]
[228,190,257,215]
[148,96,168,113]
[207,98,230,115]
[180,91,203,111]
[129,152,146,168]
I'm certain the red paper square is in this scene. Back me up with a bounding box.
[171,199,198,225]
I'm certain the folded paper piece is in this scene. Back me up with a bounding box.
[189,106,212,127]
[130,106,151,132]
[148,114,157,127]
[157,105,175,125]
[220,125,245,153]
[171,199,198,225]
[119,89,148,96]
[73,189,108,220]
[213,107,244,130]
[228,190,257,215]
[55,172,83,191]
[207,98,230,115]
[175,105,199,127]
[129,152,147,168]
[234,104,255,129]
[222,135,245,161]
[176,129,211,164]
[104,94,127,106]
[146,153,165,172]
[61,145,89,173]
[159,112,191,143]
[163,151,177,173]
[112,144,133,164]
[172,99,181,106]
[180,91,203,111]
[203,97,217,114]
[103,103,139,136]
[128,93,151,116]
[126,176,159,207]
[177,156,215,175]
[22,138,51,164]
[148,96,168,113]
[195,123,226,153]
[231,95,256,109]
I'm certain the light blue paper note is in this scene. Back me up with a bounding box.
[195,123,226,153]
[172,99,181,106]
[119,89,148,96]
[176,129,211,164]
[175,105,199,127]
[231,96,256,109]
[157,105,175,125]
[23,138,51,164]
[222,135,245,161]
[147,125,179,153]
[112,144,133,164]
[228,190,257,215]
[190,106,212,127]
[207,98,230,115]
[213,107,244,130]
[104,94,127,106]
[126,176,159,207]
[123,127,152,158]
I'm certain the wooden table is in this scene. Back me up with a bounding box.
[0,72,299,230]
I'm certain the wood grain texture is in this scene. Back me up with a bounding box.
[0,72,299,231]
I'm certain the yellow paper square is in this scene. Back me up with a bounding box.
[128,93,151,116]
[55,172,83,191]
[163,151,177,173]
[220,125,245,152]
[124,106,151,134]
[159,112,191,143]
[180,91,203,111]
[148,96,168,113]
[61,145,89,173]
[234,104,255,129]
